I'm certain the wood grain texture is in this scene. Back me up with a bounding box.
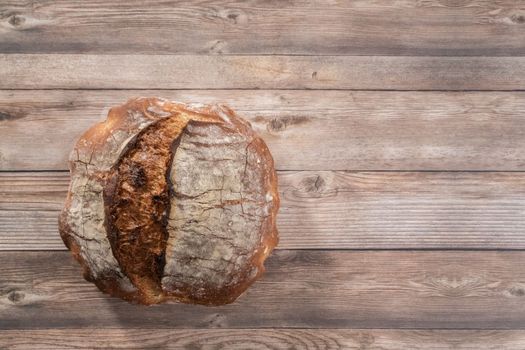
[2,329,525,350]
[1,0,525,342]
[1,0,525,56]
[2,55,525,90]
[3,171,525,250]
[2,250,525,329]
[3,90,525,171]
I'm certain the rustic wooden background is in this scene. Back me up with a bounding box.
[1,0,525,349]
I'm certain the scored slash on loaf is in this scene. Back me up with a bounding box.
[59,97,279,305]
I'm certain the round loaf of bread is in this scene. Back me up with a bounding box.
[59,97,279,305]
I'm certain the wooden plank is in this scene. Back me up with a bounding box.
[2,55,525,90]
[1,0,525,56]
[1,250,525,329]
[1,329,525,350]
[3,171,525,250]
[2,90,525,171]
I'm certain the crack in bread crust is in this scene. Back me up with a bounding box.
[104,115,188,304]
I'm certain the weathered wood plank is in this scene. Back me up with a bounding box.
[2,90,525,171]
[1,0,525,56]
[1,329,525,350]
[2,55,525,90]
[2,171,525,250]
[1,250,525,329]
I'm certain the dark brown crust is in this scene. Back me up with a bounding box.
[104,116,188,304]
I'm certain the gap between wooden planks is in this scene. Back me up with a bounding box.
[1,0,524,56]
[2,55,525,90]
[1,329,525,350]
[2,90,525,171]
[1,250,525,329]
[1,171,525,250]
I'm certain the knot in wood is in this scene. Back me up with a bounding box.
[511,14,525,24]
[267,118,286,132]
[7,14,25,28]
[7,289,25,304]
[301,174,326,193]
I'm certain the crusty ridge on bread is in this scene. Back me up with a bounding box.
[59,97,279,305]
[103,116,188,304]
[163,108,279,305]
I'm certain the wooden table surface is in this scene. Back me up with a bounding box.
[1,1,525,349]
